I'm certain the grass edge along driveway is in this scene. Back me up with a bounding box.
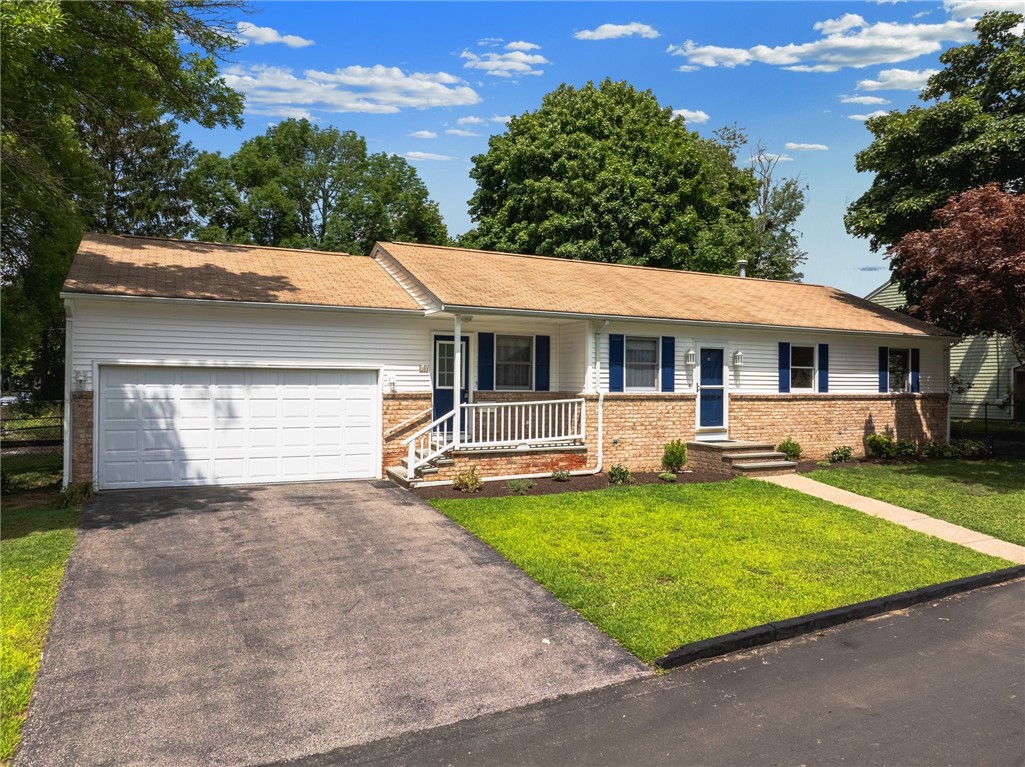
[1,502,79,764]
[432,479,1009,663]
[807,458,1025,547]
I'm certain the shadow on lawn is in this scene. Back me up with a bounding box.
[867,457,1025,494]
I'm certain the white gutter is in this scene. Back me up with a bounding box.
[58,291,426,317]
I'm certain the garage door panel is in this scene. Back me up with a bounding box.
[98,366,379,489]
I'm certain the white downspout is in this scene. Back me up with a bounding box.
[62,299,73,488]
[586,320,610,475]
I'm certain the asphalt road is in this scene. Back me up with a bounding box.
[272,579,1025,767]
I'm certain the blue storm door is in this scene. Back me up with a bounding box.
[699,348,725,428]
[433,335,469,420]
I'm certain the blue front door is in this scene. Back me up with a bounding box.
[433,335,469,420]
[699,348,725,428]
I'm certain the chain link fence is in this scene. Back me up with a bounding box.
[1,401,63,493]
[950,404,1025,457]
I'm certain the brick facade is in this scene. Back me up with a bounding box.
[430,447,588,482]
[583,393,698,472]
[729,392,948,458]
[70,391,94,484]
[381,392,433,473]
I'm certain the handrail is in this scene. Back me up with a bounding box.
[401,409,455,446]
[384,407,432,439]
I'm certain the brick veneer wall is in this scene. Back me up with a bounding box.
[431,448,588,482]
[729,393,948,458]
[381,392,433,473]
[70,391,94,484]
[583,393,698,472]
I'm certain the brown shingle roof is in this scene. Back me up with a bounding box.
[63,233,422,311]
[377,242,953,337]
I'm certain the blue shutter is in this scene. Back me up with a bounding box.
[661,336,675,393]
[879,347,889,392]
[778,342,791,393]
[817,343,829,393]
[609,334,624,392]
[535,335,550,391]
[911,348,920,393]
[477,333,494,391]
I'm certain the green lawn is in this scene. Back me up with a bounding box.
[432,480,1008,663]
[807,458,1025,547]
[1,502,79,763]
[1,451,63,493]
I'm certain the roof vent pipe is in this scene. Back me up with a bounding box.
[737,259,748,278]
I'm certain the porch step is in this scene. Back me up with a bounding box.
[686,440,797,478]
[386,466,416,488]
[731,460,798,476]
[721,451,787,462]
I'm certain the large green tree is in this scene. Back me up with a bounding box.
[749,145,808,281]
[463,79,759,273]
[0,0,244,396]
[187,119,448,255]
[845,11,1025,251]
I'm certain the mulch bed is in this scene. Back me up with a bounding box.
[412,469,728,500]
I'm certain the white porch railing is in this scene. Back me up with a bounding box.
[402,398,586,479]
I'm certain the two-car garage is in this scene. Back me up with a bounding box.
[96,366,380,490]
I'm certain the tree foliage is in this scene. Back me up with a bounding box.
[888,184,1025,364]
[464,79,761,274]
[187,119,448,255]
[845,11,1025,251]
[749,145,808,281]
[0,0,244,395]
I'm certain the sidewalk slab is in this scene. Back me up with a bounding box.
[759,473,1025,565]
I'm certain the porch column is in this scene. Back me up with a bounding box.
[453,314,462,448]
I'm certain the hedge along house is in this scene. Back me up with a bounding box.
[63,234,955,490]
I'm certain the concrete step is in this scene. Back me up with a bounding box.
[385,466,416,488]
[722,451,787,463]
[732,460,797,476]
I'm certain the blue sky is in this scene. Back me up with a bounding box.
[179,0,1017,297]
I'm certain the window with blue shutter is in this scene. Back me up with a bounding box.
[911,348,920,393]
[818,343,829,393]
[879,347,889,392]
[535,335,550,391]
[661,336,675,392]
[778,342,791,393]
[609,334,624,392]
[477,332,494,391]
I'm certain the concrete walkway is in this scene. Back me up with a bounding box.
[760,474,1025,564]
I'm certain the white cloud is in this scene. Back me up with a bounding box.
[840,94,891,104]
[753,153,795,163]
[236,22,314,48]
[505,41,541,51]
[574,22,660,41]
[404,151,455,161]
[223,64,481,115]
[667,15,975,72]
[409,130,437,138]
[445,128,479,136]
[461,48,549,77]
[477,37,503,47]
[943,1,1018,20]
[785,142,829,151]
[491,114,513,124]
[672,108,710,124]
[677,65,700,73]
[848,110,890,120]
[856,67,939,90]
[913,10,933,19]
[248,105,313,120]
[457,116,488,125]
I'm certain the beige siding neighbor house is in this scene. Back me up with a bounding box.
[866,281,1022,421]
[64,234,956,489]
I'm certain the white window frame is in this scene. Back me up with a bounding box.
[888,348,911,393]
[790,344,816,393]
[625,336,660,392]
[494,334,534,392]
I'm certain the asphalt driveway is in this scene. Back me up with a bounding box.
[16,481,645,767]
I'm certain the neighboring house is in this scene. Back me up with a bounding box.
[63,234,955,490]
[866,281,1022,422]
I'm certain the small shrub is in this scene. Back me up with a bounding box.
[550,469,571,482]
[923,441,956,459]
[952,438,991,459]
[53,482,93,508]
[777,436,802,461]
[826,445,854,463]
[507,478,534,495]
[661,440,687,472]
[453,466,484,493]
[816,460,832,468]
[894,438,918,457]
[608,464,633,485]
[658,471,677,483]
[866,433,897,459]
[0,470,12,495]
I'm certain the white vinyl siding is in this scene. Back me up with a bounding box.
[558,321,589,393]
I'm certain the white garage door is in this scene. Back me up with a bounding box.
[97,366,379,489]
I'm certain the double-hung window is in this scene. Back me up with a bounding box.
[888,348,911,393]
[625,337,659,390]
[495,335,533,390]
[790,345,815,391]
